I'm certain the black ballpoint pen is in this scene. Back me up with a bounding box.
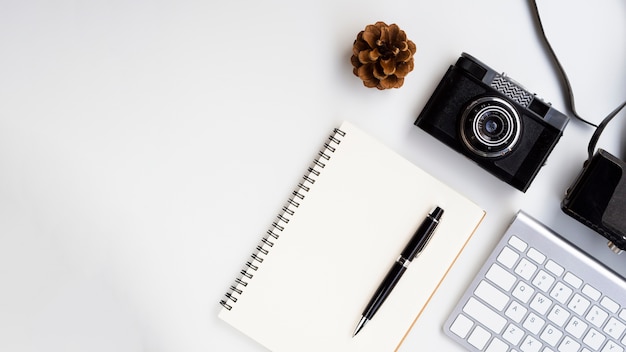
[353,206,444,337]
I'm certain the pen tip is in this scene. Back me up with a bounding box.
[352,316,368,337]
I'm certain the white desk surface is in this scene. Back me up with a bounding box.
[1,0,625,351]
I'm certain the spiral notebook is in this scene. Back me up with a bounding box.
[218,121,485,351]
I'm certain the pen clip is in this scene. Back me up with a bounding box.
[402,207,443,261]
[414,208,443,256]
[414,226,437,257]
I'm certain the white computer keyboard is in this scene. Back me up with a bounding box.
[444,211,626,352]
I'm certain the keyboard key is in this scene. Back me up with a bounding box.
[568,293,591,316]
[485,337,508,352]
[520,334,541,352]
[540,324,563,347]
[582,328,605,350]
[509,235,528,252]
[558,336,580,352]
[550,282,573,305]
[563,272,582,289]
[532,270,555,292]
[586,305,609,328]
[600,296,619,314]
[515,258,537,281]
[497,246,519,269]
[565,316,588,338]
[547,305,570,327]
[475,280,509,311]
[603,317,626,340]
[449,314,473,338]
[503,323,525,345]
[582,284,601,301]
[513,281,535,303]
[527,248,546,264]
[545,260,564,276]
[505,300,528,323]
[486,263,517,291]
[468,325,491,350]
[601,341,624,352]
[523,312,545,335]
[463,297,507,334]
[530,292,552,315]
[620,309,626,321]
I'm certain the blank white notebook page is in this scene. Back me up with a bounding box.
[218,121,485,352]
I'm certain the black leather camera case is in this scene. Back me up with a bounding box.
[562,149,626,251]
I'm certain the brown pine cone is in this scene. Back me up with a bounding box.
[351,22,417,90]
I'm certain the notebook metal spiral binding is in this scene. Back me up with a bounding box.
[220,127,347,310]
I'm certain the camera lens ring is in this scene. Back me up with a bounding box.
[460,97,522,158]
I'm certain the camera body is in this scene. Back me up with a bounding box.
[562,149,626,253]
[415,53,569,192]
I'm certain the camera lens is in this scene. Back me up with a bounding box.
[479,112,506,141]
[460,97,521,158]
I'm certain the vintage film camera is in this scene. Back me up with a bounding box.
[415,53,569,192]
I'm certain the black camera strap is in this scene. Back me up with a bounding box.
[528,0,626,161]
[587,101,626,160]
